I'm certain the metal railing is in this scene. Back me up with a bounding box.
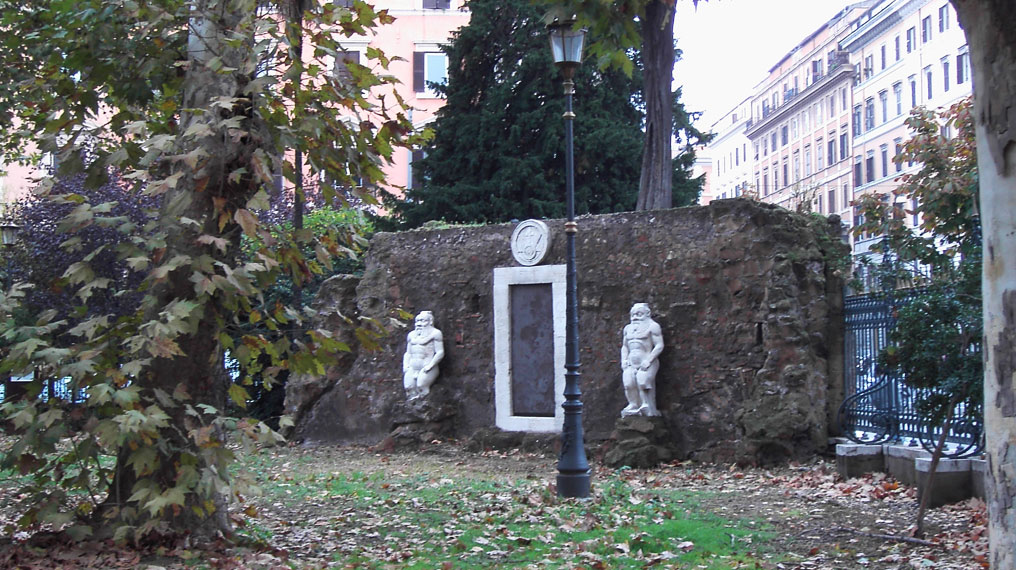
[838,290,983,457]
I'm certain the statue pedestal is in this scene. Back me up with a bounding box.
[385,396,456,449]
[603,416,673,469]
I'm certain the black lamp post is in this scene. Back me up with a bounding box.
[548,18,590,498]
[1,222,18,290]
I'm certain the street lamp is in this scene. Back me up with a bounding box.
[1,222,18,248]
[1,222,18,290]
[548,18,590,499]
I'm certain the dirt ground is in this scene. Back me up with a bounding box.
[0,442,989,569]
[249,443,988,569]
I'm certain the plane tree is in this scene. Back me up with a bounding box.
[0,0,415,542]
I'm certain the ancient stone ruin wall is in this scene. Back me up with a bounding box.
[286,199,846,464]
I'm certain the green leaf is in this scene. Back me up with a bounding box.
[228,384,249,409]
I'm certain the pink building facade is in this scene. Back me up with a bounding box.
[349,0,469,199]
[0,2,470,211]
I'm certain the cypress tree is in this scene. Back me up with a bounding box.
[393,0,646,226]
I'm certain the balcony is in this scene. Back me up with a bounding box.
[746,58,855,139]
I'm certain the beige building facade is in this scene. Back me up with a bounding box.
[705,0,971,258]
[700,97,752,204]
[744,2,875,237]
[841,0,970,257]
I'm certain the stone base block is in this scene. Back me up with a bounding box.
[383,398,457,449]
[884,445,930,486]
[915,457,972,508]
[835,444,884,479]
[970,459,987,499]
[604,416,673,469]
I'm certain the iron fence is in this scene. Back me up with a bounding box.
[838,289,983,457]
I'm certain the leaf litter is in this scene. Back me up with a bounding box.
[0,441,988,569]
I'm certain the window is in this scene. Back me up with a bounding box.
[773,165,779,190]
[805,146,812,177]
[817,193,823,214]
[828,189,836,213]
[827,136,836,166]
[864,55,874,79]
[754,143,759,161]
[880,45,887,70]
[906,27,916,52]
[841,87,848,111]
[333,50,360,84]
[864,97,875,131]
[866,152,875,183]
[410,148,427,189]
[922,16,933,43]
[791,117,798,140]
[909,75,918,107]
[844,184,851,212]
[942,58,950,92]
[423,0,451,8]
[763,169,769,196]
[939,4,950,32]
[925,65,933,99]
[812,59,824,80]
[957,51,971,84]
[880,145,889,178]
[781,125,788,146]
[828,95,836,118]
[793,151,801,182]
[414,51,448,96]
[839,130,849,161]
[879,90,888,123]
[735,147,740,166]
[763,137,768,156]
[817,138,824,170]
[894,35,901,61]
[893,82,903,116]
[894,138,904,173]
[852,105,862,136]
[771,132,778,151]
[817,101,823,123]
[854,156,862,187]
[782,160,789,188]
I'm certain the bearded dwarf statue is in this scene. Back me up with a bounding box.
[620,303,663,417]
[403,311,445,400]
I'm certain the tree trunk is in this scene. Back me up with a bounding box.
[102,0,257,540]
[951,2,1016,567]
[635,0,675,211]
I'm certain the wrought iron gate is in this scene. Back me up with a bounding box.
[837,290,983,458]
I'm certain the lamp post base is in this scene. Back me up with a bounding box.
[557,470,591,498]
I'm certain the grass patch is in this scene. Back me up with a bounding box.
[238,450,778,568]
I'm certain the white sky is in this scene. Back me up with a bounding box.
[673,0,856,130]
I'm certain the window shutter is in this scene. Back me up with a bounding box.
[413,52,425,92]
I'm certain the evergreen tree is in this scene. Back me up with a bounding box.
[392,0,647,226]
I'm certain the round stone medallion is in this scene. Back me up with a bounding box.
[510,219,551,266]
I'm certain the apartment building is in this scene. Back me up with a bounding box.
[841,0,970,258]
[349,0,469,197]
[0,1,469,210]
[700,97,752,204]
[744,2,875,232]
[704,0,970,258]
